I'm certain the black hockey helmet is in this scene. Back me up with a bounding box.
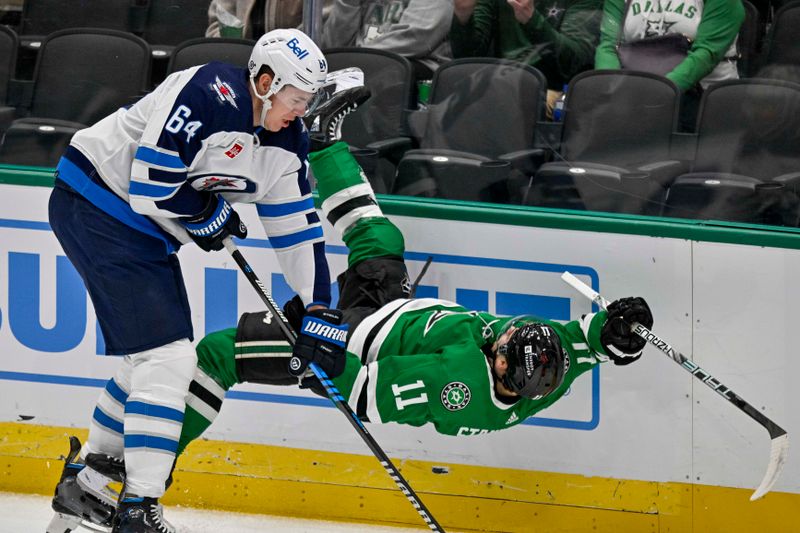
[498,322,567,400]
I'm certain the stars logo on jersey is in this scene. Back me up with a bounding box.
[211,76,239,109]
[545,5,564,19]
[441,382,471,411]
[645,19,677,37]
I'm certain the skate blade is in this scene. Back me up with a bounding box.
[76,467,121,507]
[78,519,112,532]
[46,511,82,533]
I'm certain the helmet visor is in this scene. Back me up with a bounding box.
[273,85,316,116]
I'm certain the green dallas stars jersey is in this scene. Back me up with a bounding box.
[176,297,612,454]
[336,297,610,436]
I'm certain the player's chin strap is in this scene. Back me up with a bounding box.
[222,236,446,532]
[561,271,789,501]
[250,76,274,128]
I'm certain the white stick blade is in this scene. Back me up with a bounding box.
[561,272,601,303]
[750,434,789,501]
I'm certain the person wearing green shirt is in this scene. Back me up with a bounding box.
[594,0,743,130]
[594,0,744,91]
[450,0,603,114]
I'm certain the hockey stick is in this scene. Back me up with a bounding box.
[222,237,445,532]
[561,271,788,500]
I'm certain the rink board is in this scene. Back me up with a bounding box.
[0,177,799,532]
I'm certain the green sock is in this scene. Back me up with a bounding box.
[309,142,368,203]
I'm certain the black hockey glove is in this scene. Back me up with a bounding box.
[289,308,349,379]
[600,297,653,365]
[181,195,247,252]
[282,294,307,333]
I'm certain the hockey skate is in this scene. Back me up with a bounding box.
[46,436,124,533]
[112,495,176,533]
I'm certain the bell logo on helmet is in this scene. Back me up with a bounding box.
[286,37,309,60]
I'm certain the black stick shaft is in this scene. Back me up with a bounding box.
[223,238,445,532]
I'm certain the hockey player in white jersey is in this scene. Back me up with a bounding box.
[46,28,354,533]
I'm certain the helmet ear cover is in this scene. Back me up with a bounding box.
[499,322,566,400]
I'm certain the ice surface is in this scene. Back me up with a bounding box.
[0,491,427,533]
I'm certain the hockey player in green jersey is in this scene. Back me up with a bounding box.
[172,140,654,449]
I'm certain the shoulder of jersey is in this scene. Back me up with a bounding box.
[184,62,252,133]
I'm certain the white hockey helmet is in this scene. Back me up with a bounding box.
[248,29,328,120]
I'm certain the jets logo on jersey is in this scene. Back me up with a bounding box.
[211,76,239,109]
[195,176,248,191]
[225,142,244,159]
[441,382,471,411]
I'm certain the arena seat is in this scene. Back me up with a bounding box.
[392,58,547,204]
[139,0,210,58]
[662,78,800,225]
[323,48,417,194]
[167,37,256,74]
[530,70,684,215]
[0,25,18,136]
[0,29,150,167]
[17,0,131,50]
[763,0,800,68]
[738,0,763,78]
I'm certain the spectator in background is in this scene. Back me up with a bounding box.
[207,0,333,39]
[594,0,744,130]
[320,0,454,78]
[451,0,603,117]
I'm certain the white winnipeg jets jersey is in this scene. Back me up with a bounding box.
[66,62,330,307]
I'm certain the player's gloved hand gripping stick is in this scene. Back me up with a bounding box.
[223,237,445,532]
[561,271,788,501]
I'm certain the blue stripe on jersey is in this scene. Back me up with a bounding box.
[256,197,315,218]
[268,225,324,249]
[93,406,124,434]
[129,180,181,199]
[134,146,185,170]
[105,378,129,405]
[56,156,177,254]
[124,434,179,453]
[125,400,184,423]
